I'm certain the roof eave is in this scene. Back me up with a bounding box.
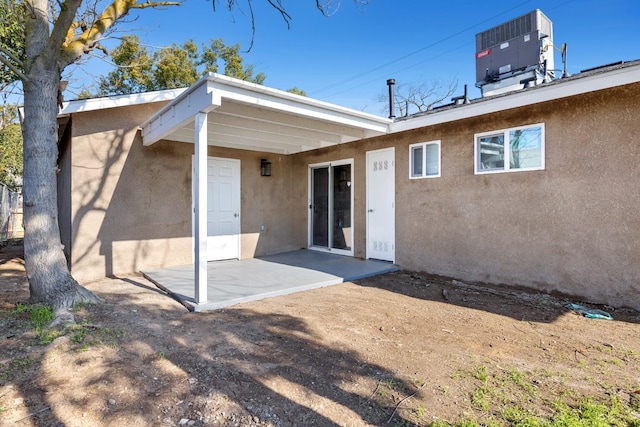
[58,88,187,116]
[140,73,391,147]
[391,62,640,133]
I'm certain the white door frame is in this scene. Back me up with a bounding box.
[366,147,395,262]
[192,156,241,262]
[307,159,354,257]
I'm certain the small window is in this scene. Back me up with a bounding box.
[475,124,544,174]
[410,141,441,179]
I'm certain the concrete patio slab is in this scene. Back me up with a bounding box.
[143,250,398,311]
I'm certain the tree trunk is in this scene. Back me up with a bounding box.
[21,55,100,311]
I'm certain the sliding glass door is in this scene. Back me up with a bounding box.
[309,160,353,255]
[311,167,330,247]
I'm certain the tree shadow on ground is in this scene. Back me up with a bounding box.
[93,279,418,425]
[354,270,640,325]
[0,244,70,426]
[1,271,424,425]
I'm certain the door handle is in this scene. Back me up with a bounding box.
[368,209,374,213]
[234,213,239,217]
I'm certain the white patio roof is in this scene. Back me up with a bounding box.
[139,73,392,154]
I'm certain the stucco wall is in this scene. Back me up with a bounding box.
[290,83,640,309]
[69,102,191,282]
[65,81,640,309]
[209,147,299,259]
[68,104,298,283]
[290,137,397,259]
[391,83,640,310]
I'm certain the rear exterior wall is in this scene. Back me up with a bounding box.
[62,82,640,310]
[389,83,640,310]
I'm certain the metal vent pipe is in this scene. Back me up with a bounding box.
[386,79,396,119]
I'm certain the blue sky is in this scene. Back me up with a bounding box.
[69,0,639,115]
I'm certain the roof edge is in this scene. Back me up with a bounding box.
[203,73,392,125]
[392,60,640,133]
[58,88,187,116]
[138,73,392,146]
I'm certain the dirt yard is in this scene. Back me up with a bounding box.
[1,243,639,426]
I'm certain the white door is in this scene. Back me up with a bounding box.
[366,148,395,262]
[204,157,241,261]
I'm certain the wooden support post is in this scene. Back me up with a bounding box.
[194,112,208,304]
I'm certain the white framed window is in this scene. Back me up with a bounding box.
[475,123,544,174]
[410,140,441,179]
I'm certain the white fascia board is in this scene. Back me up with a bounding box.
[205,74,391,134]
[141,78,222,146]
[139,73,391,147]
[391,63,640,134]
[58,88,186,116]
[215,84,389,134]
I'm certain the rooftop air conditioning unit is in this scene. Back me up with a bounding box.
[475,9,554,97]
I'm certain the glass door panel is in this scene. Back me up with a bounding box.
[332,164,351,251]
[311,167,329,247]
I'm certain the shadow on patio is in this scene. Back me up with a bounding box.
[143,249,398,311]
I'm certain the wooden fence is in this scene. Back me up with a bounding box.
[0,183,23,241]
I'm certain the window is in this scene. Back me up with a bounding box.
[475,124,544,174]
[410,141,441,179]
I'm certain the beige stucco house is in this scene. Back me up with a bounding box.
[57,61,640,310]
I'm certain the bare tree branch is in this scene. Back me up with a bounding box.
[246,0,256,51]
[211,0,367,51]
[266,0,292,24]
[316,0,340,16]
[377,79,458,116]
[316,0,368,16]
[213,0,291,52]
[404,79,458,112]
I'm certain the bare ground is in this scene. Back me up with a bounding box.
[1,242,639,426]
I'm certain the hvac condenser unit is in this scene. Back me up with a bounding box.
[475,9,554,97]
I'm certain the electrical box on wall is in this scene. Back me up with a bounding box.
[475,9,554,97]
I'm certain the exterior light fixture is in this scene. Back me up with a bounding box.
[260,159,272,177]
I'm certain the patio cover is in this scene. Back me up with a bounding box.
[138,74,392,306]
